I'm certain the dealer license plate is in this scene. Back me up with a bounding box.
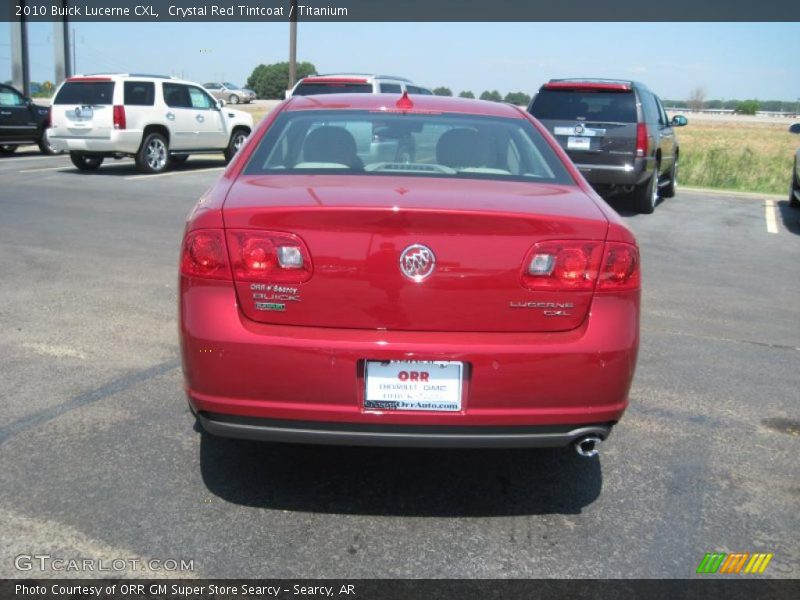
[364,360,463,412]
[567,136,591,150]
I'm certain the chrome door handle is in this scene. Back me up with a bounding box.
[0,111,11,115]
[196,114,204,123]
[166,112,175,120]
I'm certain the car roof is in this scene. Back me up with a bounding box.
[544,78,649,91]
[64,74,198,86]
[284,93,525,118]
[307,73,414,83]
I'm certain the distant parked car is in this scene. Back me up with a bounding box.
[0,82,60,155]
[286,74,432,98]
[203,82,256,104]
[48,73,253,174]
[789,122,800,208]
[528,78,687,214]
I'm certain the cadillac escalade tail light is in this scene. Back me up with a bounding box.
[635,123,648,157]
[113,105,126,129]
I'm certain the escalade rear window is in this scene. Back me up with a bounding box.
[293,83,373,96]
[530,90,637,123]
[54,82,115,105]
[123,81,155,106]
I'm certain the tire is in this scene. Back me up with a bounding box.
[790,159,800,209]
[631,166,659,214]
[70,152,104,171]
[228,94,240,105]
[135,132,169,174]
[223,129,249,163]
[37,130,61,155]
[0,144,18,155]
[661,156,678,199]
[169,154,189,165]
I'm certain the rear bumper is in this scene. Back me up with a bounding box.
[47,130,142,155]
[573,156,653,187]
[196,412,613,448]
[181,279,639,442]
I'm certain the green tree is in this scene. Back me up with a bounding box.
[735,99,759,115]
[458,90,475,99]
[246,61,316,99]
[432,86,452,96]
[479,90,502,102]
[504,91,531,106]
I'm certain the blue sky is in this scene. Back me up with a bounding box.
[1,22,798,100]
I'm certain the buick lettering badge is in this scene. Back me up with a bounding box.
[400,244,436,282]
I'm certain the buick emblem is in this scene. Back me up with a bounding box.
[399,244,436,282]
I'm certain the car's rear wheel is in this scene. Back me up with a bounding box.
[135,133,169,174]
[228,94,239,105]
[0,144,18,155]
[631,165,659,214]
[70,152,104,171]
[790,159,800,208]
[223,129,248,163]
[38,130,61,155]
[661,155,678,198]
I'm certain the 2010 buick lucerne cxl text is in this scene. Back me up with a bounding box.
[179,93,640,458]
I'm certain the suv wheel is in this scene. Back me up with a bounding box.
[136,133,169,174]
[632,166,659,214]
[0,144,18,155]
[70,152,104,171]
[661,157,678,199]
[228,94,240,105]
[790,159,800,208]
[223,129,248,163]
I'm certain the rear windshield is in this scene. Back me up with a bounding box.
[293,83,373,96]
[243,110,574,184]
[54,82,115,105]
[530,90,637,123]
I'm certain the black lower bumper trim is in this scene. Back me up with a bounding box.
[196,412,614,449]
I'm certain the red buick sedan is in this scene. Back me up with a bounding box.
[179,93,640,457]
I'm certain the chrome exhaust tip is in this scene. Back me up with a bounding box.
[574,436,603,458]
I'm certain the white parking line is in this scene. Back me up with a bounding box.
[123,167,225,181]
[765,199,778,234]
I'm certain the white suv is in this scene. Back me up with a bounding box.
[48,74,254,174]
[286,74,433,98]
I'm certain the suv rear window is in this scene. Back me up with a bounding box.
[244,110,573,185]
[293,83,373,96]
[123,81,155,106]
[530,90,637,123]
[54,81,115,105]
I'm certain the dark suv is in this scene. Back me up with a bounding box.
[0,83,58,155]
[528,79,687,213]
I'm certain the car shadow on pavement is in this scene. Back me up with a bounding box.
[777,200,800,235]
[199,433,602,517]
[59,158,226,176]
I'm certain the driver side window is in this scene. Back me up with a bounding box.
[0,87,25,107]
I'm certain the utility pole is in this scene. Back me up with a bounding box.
[288,0,298,91]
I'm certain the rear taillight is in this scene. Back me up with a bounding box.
[113,105,126,130]
[522,241,603,291]
[44,107,51,129]
[226,230,312,283]
[635,123,648,157]
[597,242,640,291]
[180,230,231,280]
[521,241,639,292]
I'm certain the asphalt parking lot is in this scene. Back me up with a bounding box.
[0,148,798,579]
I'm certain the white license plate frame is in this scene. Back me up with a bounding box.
[364,360,464,412]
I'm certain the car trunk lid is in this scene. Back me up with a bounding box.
[51,79,116,139]
[223,175,609,333]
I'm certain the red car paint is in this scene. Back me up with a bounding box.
[179,94,640,448]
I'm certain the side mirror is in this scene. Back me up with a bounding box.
[217,99,226,109]
[789,123,800,134]
[671,115,688,127]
